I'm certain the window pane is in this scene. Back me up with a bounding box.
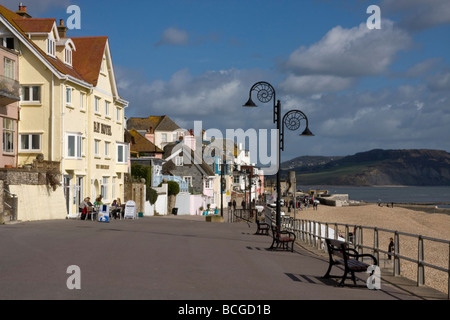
[66,88,71,104]
[32,86,40,102]
[31,134,40,150]
[118,145,123,163]
[23,87,30,101]
[6,37,14,50]
[68,135,75,157]
[4,58,14,79]
[21,135,29,150]
[77,136,82,157]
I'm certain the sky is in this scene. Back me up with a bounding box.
[3,0,450,165]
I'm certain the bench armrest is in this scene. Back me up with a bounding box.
[279,230,296,240]
[346,252,378,265]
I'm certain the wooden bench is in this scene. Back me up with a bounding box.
[255,220,270,235]
[323,238,378,287]
[270,225,296,252]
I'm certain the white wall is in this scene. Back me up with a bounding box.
[9,185,67,221]
[175,192,190,215]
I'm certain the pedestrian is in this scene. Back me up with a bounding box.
[241,200,246,209]
[232,199,236,211]
[388,237,394,260]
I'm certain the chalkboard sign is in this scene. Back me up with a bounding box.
[124,201,136,219]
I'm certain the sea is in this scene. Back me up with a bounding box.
[297,185,450,208]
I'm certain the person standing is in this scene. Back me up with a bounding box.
[388,237,395,260]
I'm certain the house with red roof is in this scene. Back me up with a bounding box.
[0,4,129,220]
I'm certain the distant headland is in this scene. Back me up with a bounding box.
[279,149,450,186]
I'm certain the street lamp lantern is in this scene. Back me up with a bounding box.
[243,97,257,108]
[242,81,314,230]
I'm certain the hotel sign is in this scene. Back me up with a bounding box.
[94,122,112,136]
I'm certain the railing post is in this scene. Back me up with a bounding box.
[418,236,425,286]
[374,228,379,265]
[360,227,364,256]
[334,223,338,240]
[313,222,317,248]
[317,222,322,250]
[394,231,401,276]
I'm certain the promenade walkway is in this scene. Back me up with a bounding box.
[0,215,446,300]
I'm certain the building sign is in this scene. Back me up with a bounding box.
[96,164,110,170]
[94,121,112,136]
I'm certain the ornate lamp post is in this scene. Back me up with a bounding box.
[243,81,314,229]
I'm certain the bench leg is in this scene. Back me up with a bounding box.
[339,271,348,287]
[323,263,333,279]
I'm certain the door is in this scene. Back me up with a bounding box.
[64,175,71,215]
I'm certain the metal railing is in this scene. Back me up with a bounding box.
[0,74,20,99]
[263,209,449,299]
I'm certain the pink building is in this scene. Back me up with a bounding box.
[0,44,20,168]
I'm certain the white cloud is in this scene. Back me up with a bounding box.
[279,74,355,95]
[284,20,412,78]
[155,27,189,47]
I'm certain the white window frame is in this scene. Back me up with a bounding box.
[21,85,41,103]
[65,48,72,66]
[4,57,15,80]
[175,155,184,166]
[104,141,110,158]
[116,143,128,164]
[205,178,213,189]
[80,92,85,111]
[116,107,121,122]
[105,101,110,117]
[94,139,100,157]
[101,177,109,202]
[2,118,14,154]
[47,38,55,57]
[66,86,73,107]
[66,133,83,159]
[19,133,41,152]
[183,176,193,187]
[94,96,100,113]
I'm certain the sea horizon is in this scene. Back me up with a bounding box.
[297,185,450,208]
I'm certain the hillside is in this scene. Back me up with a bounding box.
[279,149,450,186]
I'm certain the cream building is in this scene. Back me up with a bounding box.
[0,5,129,219]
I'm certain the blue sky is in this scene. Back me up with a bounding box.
[4,0,450,164]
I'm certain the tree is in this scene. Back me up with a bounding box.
[147,188,158,205]
[167,181,180,196]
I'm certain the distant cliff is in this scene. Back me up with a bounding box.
[280,149,450,186]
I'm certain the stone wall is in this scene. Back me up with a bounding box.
[0,160,64,222]
[124,180,146,214]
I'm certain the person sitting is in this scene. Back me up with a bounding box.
[111,199,121,220]
[79,197,94,220]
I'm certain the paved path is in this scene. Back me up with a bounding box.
[0,216,446,300]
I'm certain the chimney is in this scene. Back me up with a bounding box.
[145,127,155,144]
[58,19,68,38]
[16,3,32,18]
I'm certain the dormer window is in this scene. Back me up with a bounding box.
[65,48,72,66]
[47,38,55,57]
